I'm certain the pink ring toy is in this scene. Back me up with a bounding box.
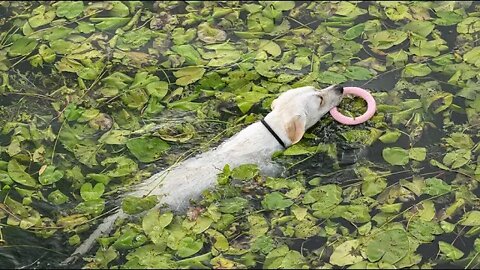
[330,87,376,125]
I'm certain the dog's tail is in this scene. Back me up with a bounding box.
[60,209,126,265]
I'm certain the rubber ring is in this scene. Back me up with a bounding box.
[330,87,376,125]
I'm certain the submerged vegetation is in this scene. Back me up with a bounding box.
[0,1,479,268]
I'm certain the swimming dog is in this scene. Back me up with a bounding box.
[62,85,344,264]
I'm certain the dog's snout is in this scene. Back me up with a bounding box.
[333,85,344,94]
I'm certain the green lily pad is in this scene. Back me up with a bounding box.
[460,211,480,226]
[408,219,443,242]
[443,149,471,169]
[55,1,84,19]
[102,156,138,177]
[344,23,365,40]
[176,237,203,258]
[235,91,269,113]
[197,22,227,44]
[231,164,259,180]
[76,198,105,216]
[369,30,408,50]
[48,190,69,205]
[80,182,105,201]
[330,239,364,266]
[457,17,480,34]
[9,37,38,57]
[122,195,158,215]
[261,192,294,210]
[402,63,432,77]
[422,177,451,196]
[438,241,464,260]
[90,17,131,31]
[173,67,206,86]
[28,9,55,28]
[379,130,402,143]
[403,21,435,37]
[409,147,426,161]
[366,229,409,264]
[126,137,170,163]
[218,197,248,214]
[39,165,64,185]
[8,160,37,187]
[382,147,409,165]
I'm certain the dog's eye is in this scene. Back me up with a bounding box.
[317,95,324,105]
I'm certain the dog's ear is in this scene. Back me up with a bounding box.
[285,114,306,144]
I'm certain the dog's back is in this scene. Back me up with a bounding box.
[129,121,284,211]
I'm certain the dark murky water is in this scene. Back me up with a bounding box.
[0,1,479,269]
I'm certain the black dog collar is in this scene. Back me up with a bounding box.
[261,119,286,148]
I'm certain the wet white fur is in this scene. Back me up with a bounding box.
[62,85,343,264]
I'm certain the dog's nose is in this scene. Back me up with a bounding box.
[333,85,344,94]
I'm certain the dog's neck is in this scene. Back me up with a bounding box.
[263,111,293,148]
[213,110,292,159]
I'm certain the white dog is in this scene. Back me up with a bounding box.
[62,85,344,264]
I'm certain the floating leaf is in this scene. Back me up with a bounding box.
[403,21,435,37]
[402,63,432,77]
[457,17,480,34]
[382,147,409,165]
[408,219,443,242]
[438,241,464,260]
[8,160,37,187]
[231,164,259,180]
[261,192,293,210]
[345,66,374,80]
[28,9,55,28]
[445,133,474,149]
[443,149,471,169]
[366,229,409,264]
[218,197,248,214]
[9,37,38,57]
[379,130,401,143]
[80,182,105,201]
[126,137,170,163]
[39,165,64,185]
[206,229,229,251]
[334,205,371,223]
[409,147,426,161]
[235,91,269,113]
[330,239,363,266]
[369,30,408,50]
[48,190,69,205]
[90,17,130,31]
[176,237,203,258]
[102,156,138,177]
[142,210,173,236]
[109,1,130,17]
[258,40,282,57]
[317,71,348,84]
[173,67,206,86]
[423,177,451,196]
[122,195,158,215]
[251,235,274,254]
[197,22,227,44]
[76,199,105,216]
[55,1,84,19]
[460,211,480,226]
[344,23,365,40]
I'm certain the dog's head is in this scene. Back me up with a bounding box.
[270,85,343,144]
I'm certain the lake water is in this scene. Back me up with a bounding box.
[0,1,479,269]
